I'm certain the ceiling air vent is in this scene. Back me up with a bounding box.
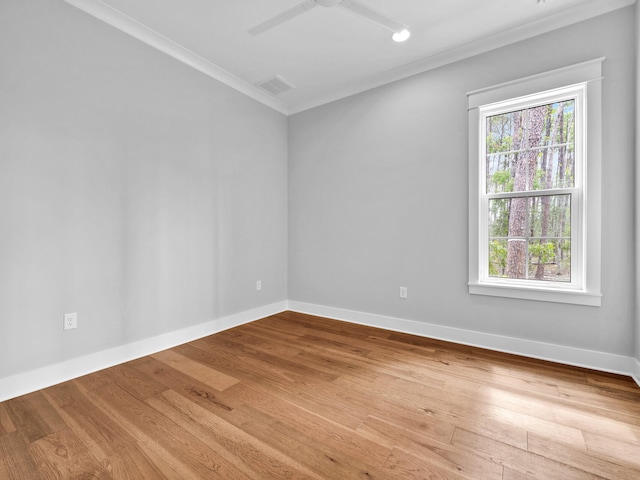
[255,75,295,95]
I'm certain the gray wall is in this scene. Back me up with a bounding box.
[636,4,640,367]
[0,0,288,378]
[1,0,636,383]
[289,7,636,357]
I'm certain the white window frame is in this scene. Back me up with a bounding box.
[468,59,603,306]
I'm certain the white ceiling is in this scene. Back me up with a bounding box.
[65,0,634,115]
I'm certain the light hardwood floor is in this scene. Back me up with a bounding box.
[1,311,639,479]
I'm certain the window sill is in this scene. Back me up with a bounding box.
[468,282,602,307]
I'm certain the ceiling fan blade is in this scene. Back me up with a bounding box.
[248,0,318,36]
[338,0,408,33]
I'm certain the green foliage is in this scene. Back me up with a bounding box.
[491,170,514,192]
[486,132,513,153]
[529,242,556,264]
[489,240,507,276]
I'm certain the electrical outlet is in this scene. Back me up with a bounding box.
[399,286,408,299]
[64,312,77,330]
[256,280,262,291]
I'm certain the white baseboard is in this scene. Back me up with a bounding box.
[0,301,287,402]
[288,301,636,378]
[3,300,637,402]
[633,358,640,388]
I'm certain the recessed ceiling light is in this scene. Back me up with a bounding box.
[392,29,410,42]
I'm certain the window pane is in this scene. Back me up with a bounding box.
[488,239,508,278]
[488,194,570,282]
[486,100,575,193]
[528,195,571,238]
[488,198,510,237]
[528,239,571,282]
[486,153,516,193]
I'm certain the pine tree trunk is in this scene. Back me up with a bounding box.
[506,107,545,279]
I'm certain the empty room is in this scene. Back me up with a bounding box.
[1,0,640,478]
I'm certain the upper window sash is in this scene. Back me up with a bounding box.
[479,87,584,194]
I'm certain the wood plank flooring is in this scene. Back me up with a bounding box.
[1,311,639,479]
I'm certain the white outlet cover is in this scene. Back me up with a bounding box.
[64,312,78,330]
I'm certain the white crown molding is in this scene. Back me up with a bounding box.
[64,0,634,116]
[63,0,289,115]
[0,301,288,402]
[288,0,636,114]
[288,301,636,378]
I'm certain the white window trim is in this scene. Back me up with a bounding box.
[468,59,603,307]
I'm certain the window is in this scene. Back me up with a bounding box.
[468,60,603,306]
[484,88,581,285]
